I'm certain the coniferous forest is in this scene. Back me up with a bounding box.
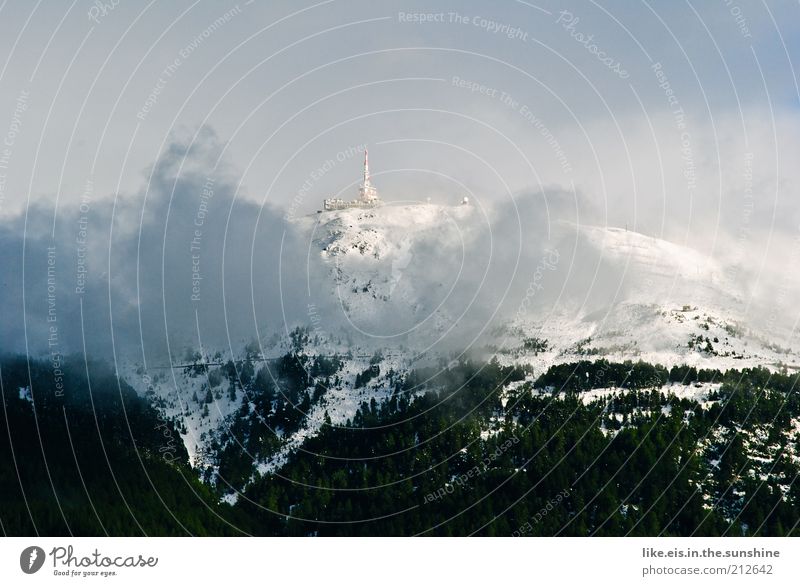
[2,354,800,536]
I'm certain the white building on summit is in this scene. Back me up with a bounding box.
[323,149,381,211]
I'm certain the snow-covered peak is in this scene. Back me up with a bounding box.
[577,224,740,310]
[308,202,476,260]
[580,225,722,282]
[298,203,480,342]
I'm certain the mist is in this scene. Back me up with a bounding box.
[3,114,800,369]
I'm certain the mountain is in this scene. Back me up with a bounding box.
[6,202,800,535]
[301,203,796,372]
[298,202,480,342]
[126,203,799,501]
[501,223,795,374]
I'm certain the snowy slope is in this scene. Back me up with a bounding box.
[578,224,742,310]
[492,221,796,372]
[121,203,799,486]
[300,203,480,344]
[301,204,796,372]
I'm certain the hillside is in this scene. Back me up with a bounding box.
[117,203,800,512]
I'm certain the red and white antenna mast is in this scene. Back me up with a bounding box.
[359,147,378,203]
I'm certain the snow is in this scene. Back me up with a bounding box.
[114,212,800,495]
[580,224,739,308]
[18,386,32,403]
[220,492,239,505]
[493,224,798,373]
[305,210,798,375]
[300,203,480,346]
[255,351,409,476]
[118,359,243,468]
[530,381,720,408]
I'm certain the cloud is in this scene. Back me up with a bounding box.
[0,129,311,365]
[3,114,799,367]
